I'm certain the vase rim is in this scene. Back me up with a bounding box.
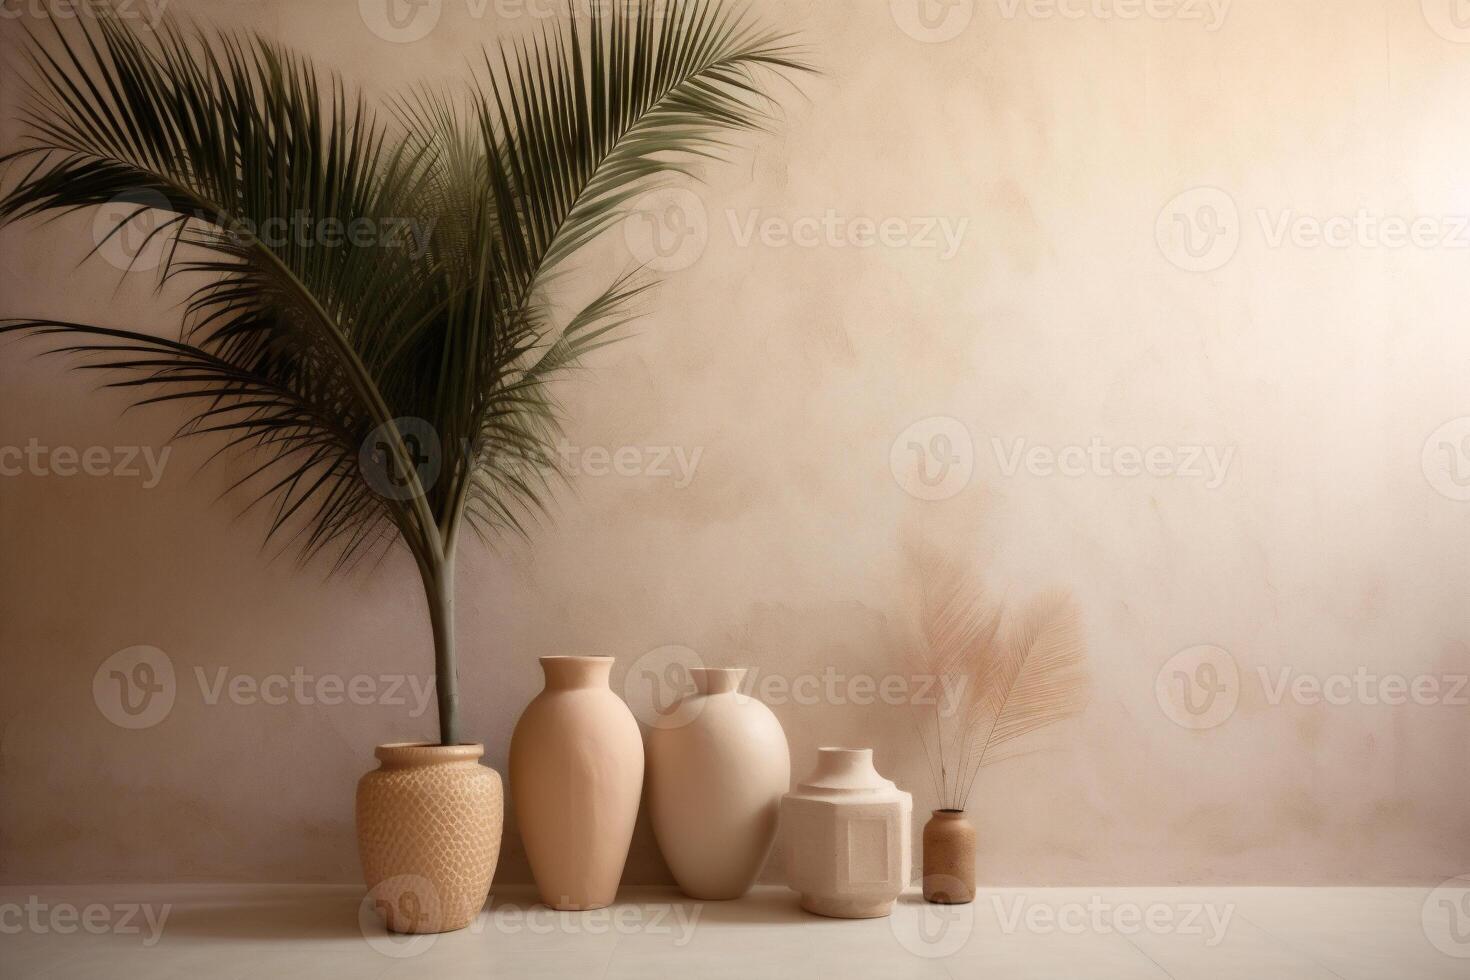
[538,655,614,663]
[539,655,615,690]
[795,745,898,795]
[374,742,484,766]
[935,807,967,815]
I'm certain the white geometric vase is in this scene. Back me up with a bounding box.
[781,747,913,918]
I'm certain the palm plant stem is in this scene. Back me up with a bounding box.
[424,549,460,746]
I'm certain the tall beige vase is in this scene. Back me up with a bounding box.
[356,742,503,934]
[646,667,790,900]
[782,747,913,918]
[510,656,644,911]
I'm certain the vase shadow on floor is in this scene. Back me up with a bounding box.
[161,883,852,942]
[153,886,367,942]
[489,884,812,926]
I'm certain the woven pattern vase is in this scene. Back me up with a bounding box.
[356,742,503,934]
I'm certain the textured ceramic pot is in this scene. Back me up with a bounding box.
[921,809,976,904]
[356,742,503,934]
[647,667,790,899]
[782,747,913,918]
[510,656,644,910]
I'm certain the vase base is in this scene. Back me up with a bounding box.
[798,894,894,919]
[540,897,614,912]
[922,894,975,905]
[383,912,480,935]
[678,881,756,902]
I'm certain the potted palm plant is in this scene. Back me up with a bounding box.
[0,2,810,932]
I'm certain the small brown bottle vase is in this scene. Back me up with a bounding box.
[921,809,976,904]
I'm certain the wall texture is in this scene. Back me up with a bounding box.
[1,0,1467,886]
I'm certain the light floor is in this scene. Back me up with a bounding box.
[3,882,1467,978]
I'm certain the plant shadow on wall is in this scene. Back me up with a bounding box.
[0,0,812,934]
[902,544,1090,904]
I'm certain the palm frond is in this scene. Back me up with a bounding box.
[0,0,813,744]
[2,13,443,568]
[415,0,814,544]
[957,590,1090,804]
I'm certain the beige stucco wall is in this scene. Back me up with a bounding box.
[1,0,1467,886]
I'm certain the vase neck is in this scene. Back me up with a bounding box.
[689,667,746,694]
[540,656,613,691]
[802,747,886,790]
